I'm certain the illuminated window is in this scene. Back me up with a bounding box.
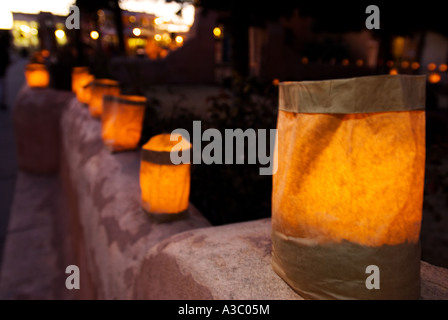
[55,29,65,39]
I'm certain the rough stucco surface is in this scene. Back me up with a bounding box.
[134,218,303,300]
[136,218,448,300]
[13,86,72,174]
[60,98,211,299]
[0,173,76,300]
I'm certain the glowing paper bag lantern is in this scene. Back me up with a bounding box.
[140,133,192,222]
[101,94,147,152]
[71,66,90,95]
[88,79,120,118]
[76,74,95,104]
[25,64,50,88]
[271,75,426,300]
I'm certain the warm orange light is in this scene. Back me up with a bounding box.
[175,35,183,44]
[140,133,192,222]
[386,60,394,68]
[154,34,162,41]
[76,74,95,104]
[162,33,171,43]
[213,27,222,39]
[401,60,410,69]
[132,27,141,36]
[428,72,441,84]
[428,63,437,71]
[341,59,349,66]
[272,75,426,300]
[301,57,309,64]
[272,78,280,86]
[41,50,50,58]
[355,59,364,67]
[159,49,169,59]
[71,66,89,93]
[101,95,147,152]
[55,29,65,39]
[273,111,425,246]
[389,68,398,75]
[411,62,420,70]
[88,79,120,118]
[439,64,447,72]
[25,63,50,88]
[90,30,99,40]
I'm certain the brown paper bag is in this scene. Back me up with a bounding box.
[101,95,146,152]
[271,74,426,300]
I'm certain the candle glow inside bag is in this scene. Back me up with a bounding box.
[271,75,426,300]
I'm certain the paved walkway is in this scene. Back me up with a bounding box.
[0,55,27,275]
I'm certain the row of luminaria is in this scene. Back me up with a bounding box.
[24,63,426,300]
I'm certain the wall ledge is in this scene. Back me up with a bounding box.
[2,87,447,300]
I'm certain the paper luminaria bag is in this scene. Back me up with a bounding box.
[271,74,426,300]
[101,94,147,152]
[140,133,192,223]
[25,63,50,88]
[88,79,120,118]
[71,66,90,94]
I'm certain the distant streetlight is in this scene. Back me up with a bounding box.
[154,34,162,41]
[133,27,142,36]
[90,30,99,40]
[213,27,222,39]
[55,29,65,39]
[175,35,183,44]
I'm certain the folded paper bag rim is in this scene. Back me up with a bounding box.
[279,74,426,114]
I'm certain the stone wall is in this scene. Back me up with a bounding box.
[1,87,448,300]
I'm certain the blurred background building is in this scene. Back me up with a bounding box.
[0,1,447,109]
